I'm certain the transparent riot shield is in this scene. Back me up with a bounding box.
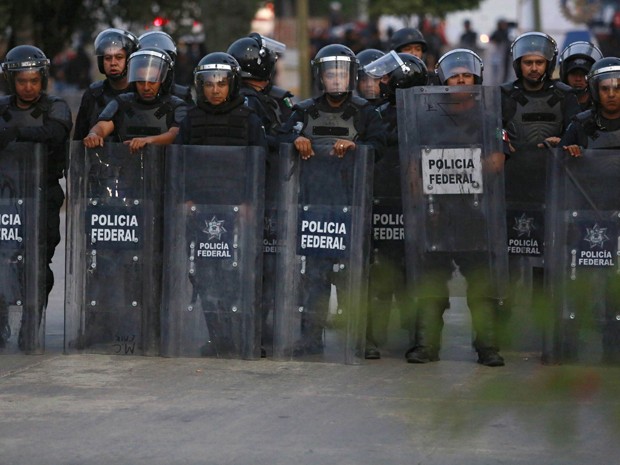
[546,149,620,364]
[273,144,373,364]
[0,142,46,354]
[369,144,407,352]
[397,86,508,302]
[161,145,265,359]
[65,142,164,355]
[502,139,549,352]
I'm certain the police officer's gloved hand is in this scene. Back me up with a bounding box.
[0,126,19,151]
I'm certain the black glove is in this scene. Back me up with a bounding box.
[0,126,19,151]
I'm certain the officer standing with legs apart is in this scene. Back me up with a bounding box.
[0,46,72,351]
[398,49,508,366]
[278,44,385,356]
[73,28,140,141]
[362,51,428,359]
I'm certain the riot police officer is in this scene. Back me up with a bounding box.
[138,30,194,104]
[501,32,580,150]
[502,33,581,358]
[362,51,428,359]
[561,57,620,153]
[73,28,140,141]
[0,45,72,336]
[227,33,293,149]
[559,41,604,111]
[175,52,266,356]
[278,44,385,356]
[176,52,266,147]
[403,48,507,366]
[227,33,293,356]
[355,48,386,106]
[83,48,188,153]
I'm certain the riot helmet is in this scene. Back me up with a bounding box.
[511,32,558,81]
[312,44,358,100]
[436,48,484,85]
[194,52,241,104]
[127,48,173,99]
[138,31,177,63]
[2,45,50,93]
[365,51,428,102]
[94,28,140,78]
[227,32,286,81]
[389,27,428,55]
[587,57,620,106]
[559,41,603,83]
[356,49,385,100]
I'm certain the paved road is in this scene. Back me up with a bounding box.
[2,184,620,465]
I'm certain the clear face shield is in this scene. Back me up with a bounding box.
[317,58,356,94]
[436,50,482,84]
[259,36,286,56]
[589,68,620,103]
[512,33,556,62]
[357,72,382,100]
[363,50,406,79]
[560,41,603,64]
[194,65,234,101]
[127,51,169,83]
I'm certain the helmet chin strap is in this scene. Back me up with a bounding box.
[326,91,348,103]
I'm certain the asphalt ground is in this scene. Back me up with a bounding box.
[2,187,620,465]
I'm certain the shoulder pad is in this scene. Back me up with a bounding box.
[117,92,136,104]
[269,85,294,99]
[349,95,369,108]
[293,97,317,111]
[575,109,594,124]
[500,82,516,94]
[89,80,106,97]
[550,80,573,94]
[41,95,72,126]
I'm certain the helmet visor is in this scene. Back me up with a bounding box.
[128,51,169,83]
[363,51,403,78]
[589,66,620,101]
[436,50,482,84]
[261,36,286,55]
[317,57,356,93]
[512,33,556,61]
[560,41,603,63]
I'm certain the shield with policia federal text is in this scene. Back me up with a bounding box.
[65,142,164,355]
[272,143,373,364]
[0,142,46,354]
[160,145,265,359]
[397,85,508,302]
[545,148,620,364]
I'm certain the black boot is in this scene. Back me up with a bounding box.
[405,298,443,364]
[472,298,505,367]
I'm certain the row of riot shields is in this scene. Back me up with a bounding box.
[0,143,47,354]
[64,142,372,363]
[8,89,616,365]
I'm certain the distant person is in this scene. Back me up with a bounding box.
[459,19,479,52]
[489,19,512,85]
